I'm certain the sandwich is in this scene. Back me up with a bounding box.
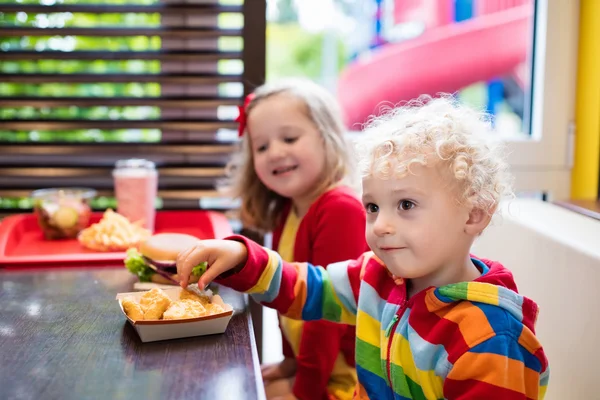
[124,233,207,285]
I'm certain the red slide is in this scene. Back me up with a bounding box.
[337,5,533,127]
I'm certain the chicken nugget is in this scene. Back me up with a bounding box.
[163,299,207,320]
[121,297,144,321]
[204,303,225,315]
[139,288,172,320]
[179,289,210,305]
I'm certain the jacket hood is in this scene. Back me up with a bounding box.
[433,258,540,333]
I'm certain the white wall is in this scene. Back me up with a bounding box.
[472,199,600,400]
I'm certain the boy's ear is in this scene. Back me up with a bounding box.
[464,207,491,236]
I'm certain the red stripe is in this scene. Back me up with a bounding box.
[347,257,364,304]
[217,235,298,314]
[521,297,539,333]
[362,261,397,302]
[444,378,533,400]
[216,234,270,291]
[347,254,365,304]
[408,302,470,363]
[473,256,519,291]
[533,347,548,371]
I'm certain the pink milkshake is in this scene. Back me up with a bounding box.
[112,159,158,232]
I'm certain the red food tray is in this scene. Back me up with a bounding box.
[0,210,233,267]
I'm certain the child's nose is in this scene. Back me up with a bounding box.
[268,141,286,159]
[373,215,395,236]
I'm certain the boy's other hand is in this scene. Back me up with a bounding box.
[176,239,247,289]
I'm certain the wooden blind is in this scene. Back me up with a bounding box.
[0,0,266,214]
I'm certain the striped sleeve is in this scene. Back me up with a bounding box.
[443,334,549,399]
[217,235,362,326]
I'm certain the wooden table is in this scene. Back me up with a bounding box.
[0,267,266,400]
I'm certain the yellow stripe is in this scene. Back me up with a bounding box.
[466,282,499,305]
[572,0,600,198]
[356,309,381,348]
[540,383,548,399]
[279,315,304,355]
[247,250,279,294]
[388,332,444,399]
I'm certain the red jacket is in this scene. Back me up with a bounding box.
[272,186,369,400]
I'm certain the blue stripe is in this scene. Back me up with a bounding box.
[356,364,396,400]
[406,324,452,379]
[471,258,489,275]
[496,286,524,322]
[381,302,401,335]
[473,302,522,337]
[394,392,414,400]
[251,256,282,304]
[328,260,357,315]
[301,264,324,320]
[358,280,388,321]
[469,334,542,372]
[540,367,550,386]
[432,288,454,303]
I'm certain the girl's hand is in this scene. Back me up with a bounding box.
[176,239,248,289]
[271,394,298,400]
[261,357,297,382]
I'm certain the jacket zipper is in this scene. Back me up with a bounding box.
[385,300,408,387]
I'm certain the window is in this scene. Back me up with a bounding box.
[266,0,578,199]
[0,0,266,216]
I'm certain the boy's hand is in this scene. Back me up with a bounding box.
[176,239,248,289]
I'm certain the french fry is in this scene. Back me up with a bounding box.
[78,209,151,252]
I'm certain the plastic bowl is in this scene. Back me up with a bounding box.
[31,188,97,240]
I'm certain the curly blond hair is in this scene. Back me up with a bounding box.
[355,95,513,215]
[222,78,356,232]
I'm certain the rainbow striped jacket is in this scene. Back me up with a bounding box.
[218,236,549,400]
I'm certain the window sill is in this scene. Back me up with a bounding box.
[554,199,600,222]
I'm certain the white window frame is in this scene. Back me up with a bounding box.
[505,0,579,199]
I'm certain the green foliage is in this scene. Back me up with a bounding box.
[0,195,163,210]
[0,0,158,5]
[0,12,160,27]
[1,60,161,74]
[0,129,161,142]
[266,23,347,82]
[0,83,160,97]
[273,0,297,23]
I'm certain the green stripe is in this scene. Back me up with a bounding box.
[319,266,343,322]
[438,281,469,299]
[355,338,386,380]
[390,363,427,400]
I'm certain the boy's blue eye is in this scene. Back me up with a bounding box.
[365,203,378,213]
[283,137,298,144]
[399,200,415,211]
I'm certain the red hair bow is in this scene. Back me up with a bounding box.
[236,93,255,137]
